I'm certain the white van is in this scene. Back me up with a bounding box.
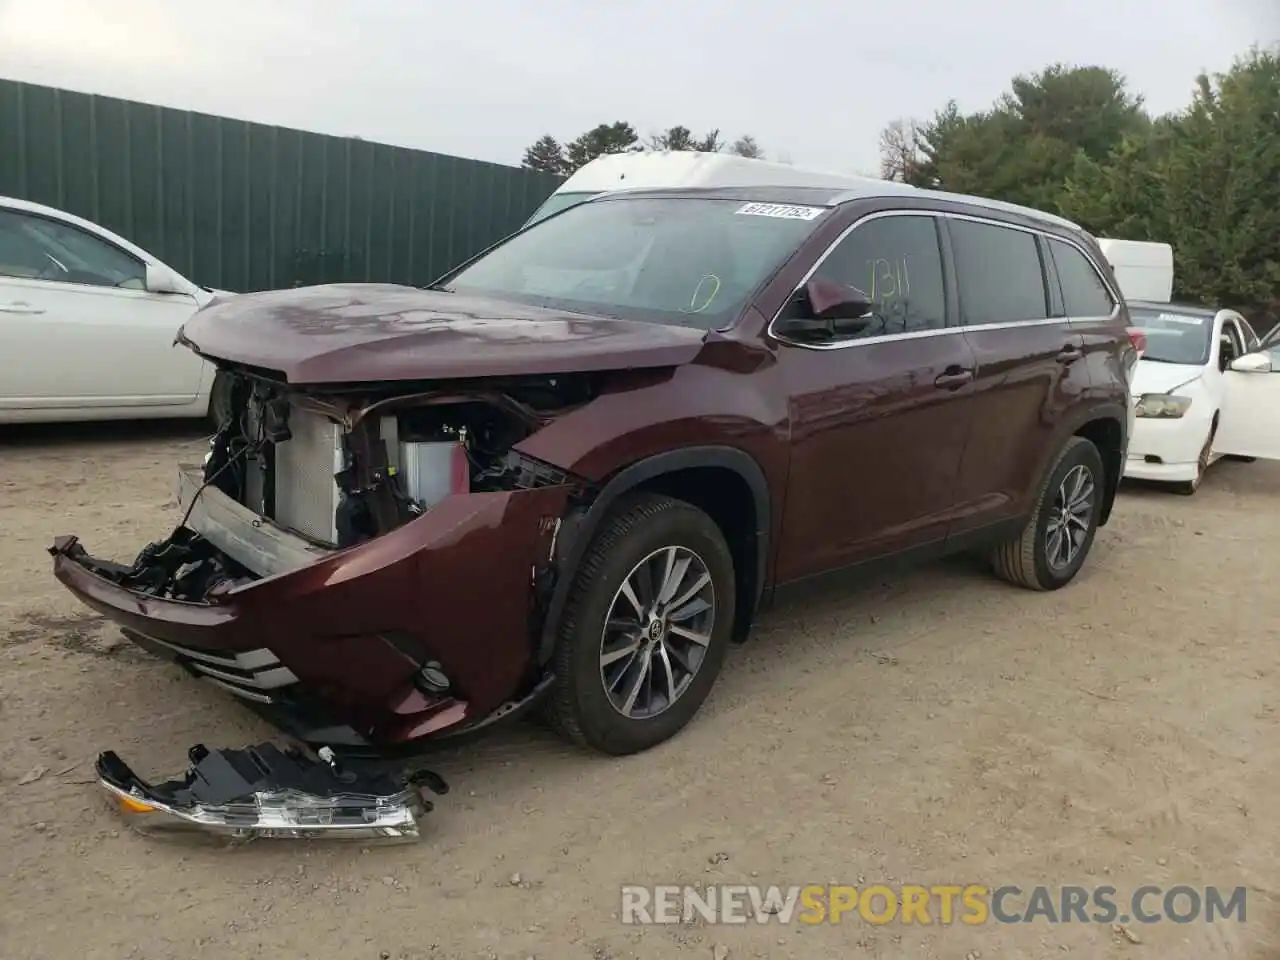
[523,151,896,226]
[1097,238,1174,302]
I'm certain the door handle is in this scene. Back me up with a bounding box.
[1056,344,1083,364]
[0,302,45,315]
[934,366,974,390]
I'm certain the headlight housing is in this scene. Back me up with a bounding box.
[1134,394,1192,418]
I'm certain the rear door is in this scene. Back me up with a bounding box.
[772,210,978,582]
[0,207,204,411]
[943,216,1093,537]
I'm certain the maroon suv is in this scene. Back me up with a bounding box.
[51,183,1137,758]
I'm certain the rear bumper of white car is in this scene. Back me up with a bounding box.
[1123,412,1213,483]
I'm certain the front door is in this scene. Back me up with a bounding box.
[0,208,203,411]
[1215,333,1280,460]
[772,211,977,584]
[945,219,1094,536]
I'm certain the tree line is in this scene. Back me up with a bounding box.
[880,46,1280,329]
[522,123,766,177]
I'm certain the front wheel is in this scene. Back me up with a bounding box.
[544,493,736,756]
[1172,421,1217,496]
[991,436,1105,591]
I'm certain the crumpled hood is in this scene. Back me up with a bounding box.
[178,283,710,384]
[1131,359,1204,396]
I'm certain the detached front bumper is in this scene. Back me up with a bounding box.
[51,466,570,754]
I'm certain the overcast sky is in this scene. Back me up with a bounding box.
[0,0,1274,176]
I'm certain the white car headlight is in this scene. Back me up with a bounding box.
[1134,394,1192,418]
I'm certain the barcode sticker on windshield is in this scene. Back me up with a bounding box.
[735,202,825,221]
[1158,313,1206,325]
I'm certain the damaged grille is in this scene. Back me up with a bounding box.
[273,407,343,546]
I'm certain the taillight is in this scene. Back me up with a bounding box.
[1127,327,1147,359]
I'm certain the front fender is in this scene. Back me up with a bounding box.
[532,445,773,665]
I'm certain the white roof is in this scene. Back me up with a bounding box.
[556,151,895,196]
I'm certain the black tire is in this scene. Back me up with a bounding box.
[991,435,1105,591]
[544,493,736,755]
[1172,420,1217,496]
[207,370,235,430]
[1224,455,1257,463]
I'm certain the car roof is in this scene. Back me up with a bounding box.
[588,182,1086,234]
[556,151,885,194]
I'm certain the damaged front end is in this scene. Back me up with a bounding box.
[52,366,596,759]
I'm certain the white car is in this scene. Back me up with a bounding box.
[0,196,232,425]
[1123,299,1280,493]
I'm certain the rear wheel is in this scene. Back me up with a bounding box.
[991,436,1105,591]
[544,493,736,755]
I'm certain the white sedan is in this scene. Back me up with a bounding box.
[0,196,232,425]
[1123,300,1280,493]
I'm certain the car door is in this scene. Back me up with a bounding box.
[771,210,977,583]
[1215,325,1280,460]
[0,207,204,411]
[943,216,1093,537]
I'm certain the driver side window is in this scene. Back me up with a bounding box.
[809,214,947,339]
[1220,319,1245,371]
[0,210,145,289]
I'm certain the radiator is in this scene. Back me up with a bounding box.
[273,407,343,546]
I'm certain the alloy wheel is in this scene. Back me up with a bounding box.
[1045,464,1095,572]
[598,545,716,720]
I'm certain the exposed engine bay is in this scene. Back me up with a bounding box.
[84,367,595,604]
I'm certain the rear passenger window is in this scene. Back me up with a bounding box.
[1048,238,1114,317]
[949,219,1048,326]
[811,214,946,337]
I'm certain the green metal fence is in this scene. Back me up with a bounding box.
[0,78,564,292]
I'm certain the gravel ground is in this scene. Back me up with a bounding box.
[1,421,1277,960]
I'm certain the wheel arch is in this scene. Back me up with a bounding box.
[1066,403,1127,526]
[537,446,770,664]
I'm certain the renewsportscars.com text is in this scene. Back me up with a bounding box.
[620,884,1247,926]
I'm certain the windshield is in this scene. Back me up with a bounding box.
[1128,306,1214,366]
[523,191,601,227]
[444,196,829,329]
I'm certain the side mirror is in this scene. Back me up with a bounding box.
[1229,352,1272,373]
[145,263,188,295]
[775,279,874,340]
[806,278,873,322]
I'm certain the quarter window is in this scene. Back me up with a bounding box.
[0,210,145,289]
[809,214,947,337]
[949,219,1049,326]
[1048,238,1114,317]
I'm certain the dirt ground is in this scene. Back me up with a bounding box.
[1,421,1277,960]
